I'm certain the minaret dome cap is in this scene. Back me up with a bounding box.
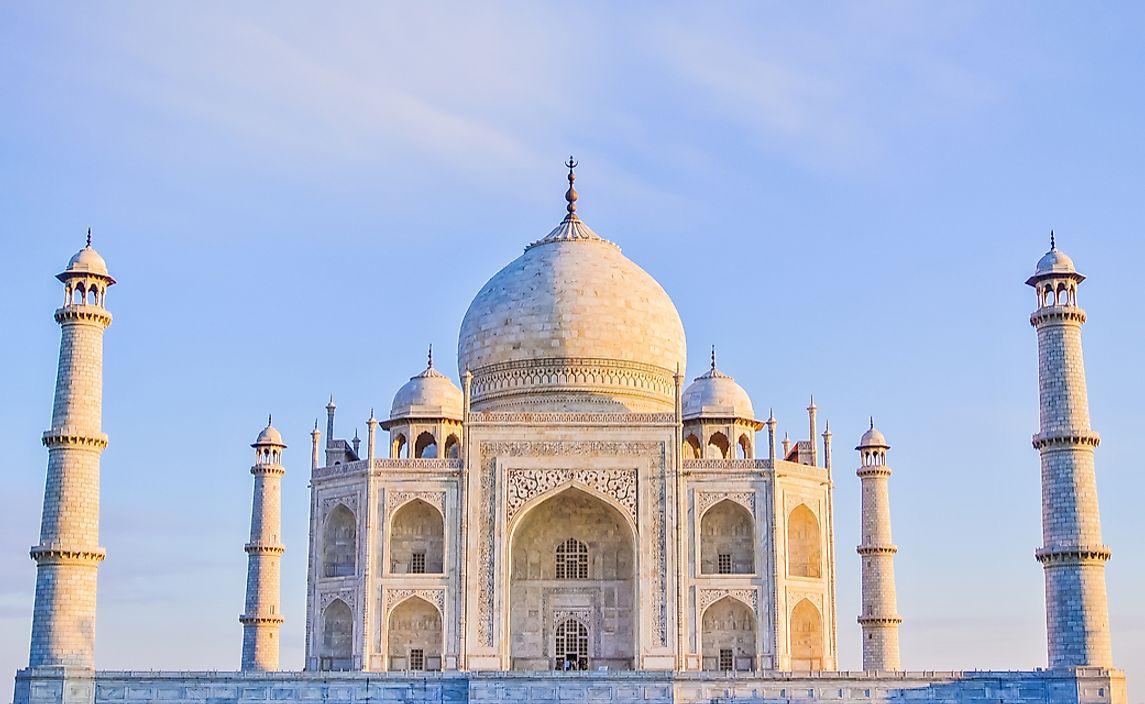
[856,421,889,450]
[1027,235,1085,286]
[252,420,286,448]
[58,241,116,284]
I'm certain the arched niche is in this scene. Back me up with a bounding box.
[389,499,444,574]
[319,599,353,671]
[387,596,442,671]
[701,596,756,671]
[508,487,636,671]
[790,599,824,671]
[700,500,754,575]
[787,504,822,578]
[323,504,357,578]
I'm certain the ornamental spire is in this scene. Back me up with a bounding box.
[565,156,579,216]
[1050,230,1056,251]
[710,345,716,371]
[428,344,433,369]
[86,227,92,248]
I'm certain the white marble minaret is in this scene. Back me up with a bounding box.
[29,234,115,668]
[856,421,901,671]
[1027,236,1113,668]
[240,418,287,671]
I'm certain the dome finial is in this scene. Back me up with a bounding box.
[564,156,579,216]
[710,345,716,371]
[870,416,875,430]
[1050,230,1056,251]
[428,344,433,369]
[86,228,92,248]
[267,413,272,427]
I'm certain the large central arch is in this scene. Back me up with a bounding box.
[507,486,637,671]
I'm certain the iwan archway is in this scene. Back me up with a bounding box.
[506,486,637,671]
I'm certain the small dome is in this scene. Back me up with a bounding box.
[1034,248,1076,276]
[253,421,285,448]
[388,364,463,424]
[856,421,889,449]
[58,243,114,283]
[682,361,757,423]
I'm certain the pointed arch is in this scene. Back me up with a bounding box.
[392,433,407,459]
[389,498,444,574]
[387,596,442,671]
[319,599,353,671]
[790,599,824,671]
[509,486,636,670]
[414,431,437,458]
[444,433,460,459]
[707,431,730,459]
[323,504,357,578]
[701,596,756,671]
[787,504,821,578]
[700,499,754,575]
[684,433,702,459]
[737,433,751,460]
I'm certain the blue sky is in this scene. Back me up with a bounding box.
[2,2,1144,701]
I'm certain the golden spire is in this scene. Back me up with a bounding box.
[565,156,579,216]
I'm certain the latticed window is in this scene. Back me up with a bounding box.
[718,553,732,574]
[555,538,588,579]
[554,619,589,670]
[411,552,426,574]
[720,648,733,671]
[409,648,424,671]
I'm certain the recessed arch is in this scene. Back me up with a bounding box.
[323,504,357,578]
[387,596,442,671]
[392,433,407,459]
[444,433,460,459]
[389,499,444,574]
[787,504,821,578]
[790,599,824,671]
[508,486,636,671]
[700,499,754,575]
[319,599,353,671]
[701,596,756,671]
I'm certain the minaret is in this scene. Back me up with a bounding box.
[1026,236,1113,668]
[856,420,901,671]
[240,418,286,671]
[28,234,115,668]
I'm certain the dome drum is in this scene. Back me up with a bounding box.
[467,356,678,413]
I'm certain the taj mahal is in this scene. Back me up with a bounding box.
[11,163,1126,704]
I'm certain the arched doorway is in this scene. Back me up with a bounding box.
[701,596,756,671]
[319,599,353,671]
[387,596,443,671]
[508,487,636,671]
[790,598,824,671]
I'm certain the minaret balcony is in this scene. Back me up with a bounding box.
[53,305,113,326]
[856,545,898,556]
[30,544,106,564]
[244,541,285,555]
[1030,306,1087,326]
[1035,544,1112,565]
[42,429,109,448]
[1031,429,1100,450]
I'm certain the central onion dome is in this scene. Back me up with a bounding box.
[457,162,686,412]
